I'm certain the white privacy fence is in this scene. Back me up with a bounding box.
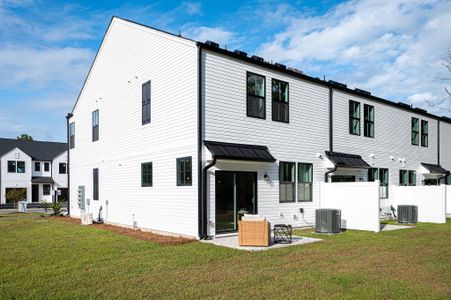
[391,186,446,224]
[447,186,451,215]
[320,182,380,232]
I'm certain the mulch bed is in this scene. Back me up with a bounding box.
[47,216,195,246]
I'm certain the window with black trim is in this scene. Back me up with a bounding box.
[176,157,192,186]
[349,100,361,135]
[247,72,265,119]
[411,117,419,145]
[379,168,389,199]
[35,162,40,172]
[59,163,67,174]
[69,122,75,149]
[272,79,289,123]
[93,168,99,200]
[279,162,295,203]
[44,162,49,172]
[43,184,51,195]
[141,162,153,187]
[92,109,99,141]
[400,170,415,186]
[298,163,312,201]
[368,168,378,181]
[17,161,25,173]
[421,120,428,147]
[7,161,16,173]
[364,104,374,138]
[8,161,25,173]
[142,81,151,125]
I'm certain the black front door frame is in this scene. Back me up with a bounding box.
[215,170,258,234]
[32,184,39,203]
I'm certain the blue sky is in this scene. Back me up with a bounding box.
[0,0,450,142]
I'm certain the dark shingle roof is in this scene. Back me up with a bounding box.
[325,151,371,169]
[0,138,67,161]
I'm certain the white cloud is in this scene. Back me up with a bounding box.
[177,1,202,16]
[257,0,451,116]
[184,26,234,46]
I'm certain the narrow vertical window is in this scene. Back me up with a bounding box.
[141,162,153,187]
[411,117,419,145]
[272,79,289,123]
[421,120,428,147]
[399,170,408,186]
[379,168,389,199]
[247,72,266,119]
[408,171,416,186]
[446,174,451,185]
[279,162,295,203]
[349,100,361,135]
[92,109,99,142]
[35,162,40,172]
[59,163,67,174]
[93,168,99,200]
[7,161,16,173]
[364,104,374,138]
[69,122,75,149]
[142,81,151,125]
[176,157,192,186]
[16,161,25,173]
[368,168,378,182]
[43,184,51,195]
[44,162,49,172]
[298,163,312,202]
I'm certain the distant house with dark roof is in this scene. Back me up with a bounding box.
[0,138,68,205]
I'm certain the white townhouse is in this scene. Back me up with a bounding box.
[67,17,451,238]
[0,138,68,205]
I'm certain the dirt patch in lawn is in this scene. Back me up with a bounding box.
[48,216,194,246]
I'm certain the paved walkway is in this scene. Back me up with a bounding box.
[380,224,414,231]
[202,235,322,251]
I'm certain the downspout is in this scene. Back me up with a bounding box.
[197,43,204,239]
[201,158,217,239]
[324,84,336,183]
[324,164,337,183]
[437,120,440,165]
[66,113,72,215]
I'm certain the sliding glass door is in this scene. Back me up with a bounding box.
[215,171,257,233]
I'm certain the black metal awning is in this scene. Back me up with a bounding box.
[325,151,371,169]
[204,140,276,162]
[31,177,55,184]
[421,163,449,174]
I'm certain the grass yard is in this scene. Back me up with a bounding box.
[0,214,450,299]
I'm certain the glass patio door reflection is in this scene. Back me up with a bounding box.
[215,171,257,233]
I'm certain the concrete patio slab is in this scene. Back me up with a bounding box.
[202,235,322,251]
[380,224,414,231]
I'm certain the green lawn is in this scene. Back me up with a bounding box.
[0,214,450,299]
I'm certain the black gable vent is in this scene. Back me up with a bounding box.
[233,50,247,57]
[414,107,427,113]
[397,102,411,109]
[328,80,347,88]
[205,40,219,48]
[274,63,286,69]
[355,88,371,96]
[251,55,264,62]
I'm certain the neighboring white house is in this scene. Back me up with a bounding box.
[67,17,451,238]
[0,138,68,205]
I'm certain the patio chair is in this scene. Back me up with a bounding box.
[238,214,271,247]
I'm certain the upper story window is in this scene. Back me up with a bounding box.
[363,104,374,138]
[59,163,67,174]
[44,162,50,172]
[142,81,151,125]
[411,117,419,145]
[35,162,40,172]
[400,170,416,186]
[272,79,289,123]
[176,157,192,186]
[8,161,25,173]
[93,168,99,200]
[141,162,153,187]
[279,162,295,203]
[69,122,75,149]
[421,120,428,147]
[247,72,266,119]
[349,100,361,135]
[298,163,312,202]
[92,109,99,142]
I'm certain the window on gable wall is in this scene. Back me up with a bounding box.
[176,157,192,186]
[364,104,374,138]
[141,162,153,187]
[7,161,16,173]
[411,117,419,145]
[349,100,361,135]
[421,120,428,147]
[272,79,289,123]
[92,109,99,141]
[142,81,151,125]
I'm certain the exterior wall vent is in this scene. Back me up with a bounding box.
[251,55,264,62]
[315,209,341,234]
[397,205,418,224]
[355,88,371,95]
[233,50,247,57]
[274,63,287,69]
[205,40,219,48]
[328,80,347,88]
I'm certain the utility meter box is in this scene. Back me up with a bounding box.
[77,186,85,210]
